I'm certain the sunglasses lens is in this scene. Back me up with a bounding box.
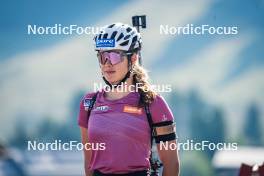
[108,52,122,65]
[97,53,106,64]
[98,51,123,65]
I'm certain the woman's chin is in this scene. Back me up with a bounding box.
[105,78,118,85]
[110,81,119,85]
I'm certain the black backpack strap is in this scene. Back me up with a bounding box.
[86,92,98,124]
[144,105,154,172]
[145,105,153,146]
[145,104,163,176]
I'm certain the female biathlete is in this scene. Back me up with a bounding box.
[78,23,179,176]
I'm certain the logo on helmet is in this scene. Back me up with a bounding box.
[96,39,115,47]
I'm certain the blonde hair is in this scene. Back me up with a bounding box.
[132,64,157,107]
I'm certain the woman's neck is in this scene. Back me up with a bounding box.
[104,76,135,100]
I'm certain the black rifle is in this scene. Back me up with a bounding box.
[132,15,163,176]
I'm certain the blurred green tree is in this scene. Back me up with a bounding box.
[243,103,262,146]
[10,119,31,149]
[188,90,225,158]
[180,150,214,176]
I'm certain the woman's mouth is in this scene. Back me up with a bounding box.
[105,71,116,75]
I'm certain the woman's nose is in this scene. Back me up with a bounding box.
[104,59,112,66]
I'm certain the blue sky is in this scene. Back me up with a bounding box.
[151,0,264,79]
[1,0,263,67]
[0,0,129,59]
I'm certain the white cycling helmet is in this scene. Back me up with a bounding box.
[94,22,142,52]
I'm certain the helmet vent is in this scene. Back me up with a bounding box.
[103,33,108,39]
[108,24,115,28]
[110,31,117,39]
[116,33,124,42]
[132,36,138,43]
[120,40,129,46]
[124,35,131,40]
[126,27,132,33]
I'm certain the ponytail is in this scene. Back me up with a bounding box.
[132,64,157,107]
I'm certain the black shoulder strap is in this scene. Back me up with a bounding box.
[145,105,153,145]
[145,104,163,176]
[86,92,98,124]
[144,105,154,167]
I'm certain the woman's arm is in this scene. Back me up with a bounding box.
[157,140,180,176]
[80,127,93,176]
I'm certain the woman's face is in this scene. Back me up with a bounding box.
[99,50,130,84]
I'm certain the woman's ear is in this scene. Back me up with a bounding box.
[131,53,138,64]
